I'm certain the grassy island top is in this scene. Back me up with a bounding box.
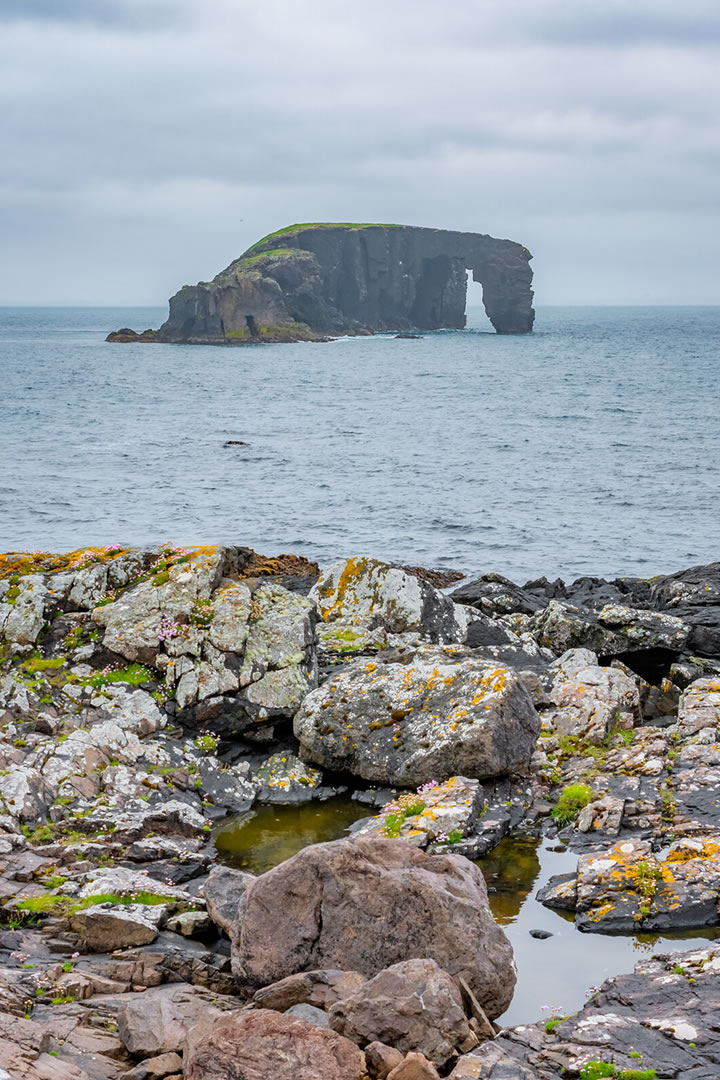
[247,221,404,253]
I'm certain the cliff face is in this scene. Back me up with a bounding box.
[155,223,534,343]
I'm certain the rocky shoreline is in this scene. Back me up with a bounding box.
[1,544,719,1078]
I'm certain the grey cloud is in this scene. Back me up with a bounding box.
[0,0,184,27]
[0,0,718,304]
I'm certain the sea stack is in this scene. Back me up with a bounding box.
[108,223,534,344]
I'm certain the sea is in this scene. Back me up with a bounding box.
[1,304,718,583]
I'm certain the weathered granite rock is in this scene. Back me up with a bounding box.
[310,557,478,646]
[366,1042,405,1079]
[678,677,720,736]
[138,224,534,345]
[233,836,515,1018]
[539,835,720,932]
[543,661,642,744]
[329,958,477,1065]
[387,1055,442,1080]
[255,751,323,803]
[184,1008,368,1080]
[532,599,690,657]
[71,903,163,950]
[294,646,540,786]
[202,864,256,939]
[114,982,241,1057]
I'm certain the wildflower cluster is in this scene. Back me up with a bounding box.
[157,617,185,642]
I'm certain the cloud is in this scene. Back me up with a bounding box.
[0,0,718,303]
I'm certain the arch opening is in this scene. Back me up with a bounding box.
[464,270,493,331]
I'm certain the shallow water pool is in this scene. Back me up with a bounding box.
[214,805,720,1025]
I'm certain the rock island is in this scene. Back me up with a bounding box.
[108,223,535,344]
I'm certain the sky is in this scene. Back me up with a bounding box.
[1,0,719,306]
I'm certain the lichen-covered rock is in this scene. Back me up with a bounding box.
[70,902,163,950]
[353,776,484,847]
[255,751,323,803]
[329,958,477,1065]
[311,557,474,645]
[232,836,516,1019]
[678,677,720,737]
[294,646,540,786]
[543,835,720,932]
[543,662,641,744]
[184,1008,368,1080]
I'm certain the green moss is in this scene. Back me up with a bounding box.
[551,783,593,827]
[579,1064,656,1080]
[246,221,404,253]
[545,1016,567,1033]
[235,246,305,268]
[152,570,170,586]
[21,653,66,675]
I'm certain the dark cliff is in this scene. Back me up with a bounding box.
[114,223,535,344]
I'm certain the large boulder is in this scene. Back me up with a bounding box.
[294,646,540,786]
[184,1008,367,1080]
[232,836,515,1018]
[311,557,498,648]
[329,958,477,1066]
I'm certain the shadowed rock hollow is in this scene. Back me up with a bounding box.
[112,223,535,344]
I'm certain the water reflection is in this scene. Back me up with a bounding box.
[213,797,368,875]
[477,836,720,1026]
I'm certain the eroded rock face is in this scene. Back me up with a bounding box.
[295,645,539,786]
[329,958,477,1066]
[232,836,515,1018]
[184,1008,368,1080]
[145,224,535,344]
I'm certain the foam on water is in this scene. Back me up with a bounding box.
[1,304,718,581]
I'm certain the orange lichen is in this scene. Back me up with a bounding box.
[0,546,131,579]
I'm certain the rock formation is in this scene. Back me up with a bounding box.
[108,223,535,343]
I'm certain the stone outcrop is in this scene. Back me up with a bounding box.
[232,835,516,1018]
[108,223,534,344]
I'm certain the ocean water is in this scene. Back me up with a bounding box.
[1,304,718,582]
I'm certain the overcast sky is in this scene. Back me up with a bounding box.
[1,0,719,306]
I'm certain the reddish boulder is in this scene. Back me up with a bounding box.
[233,836,515,1018]
[184,1008,367,1080]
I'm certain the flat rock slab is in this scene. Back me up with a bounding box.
[539,835,720,932]
[352,776,484,847]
